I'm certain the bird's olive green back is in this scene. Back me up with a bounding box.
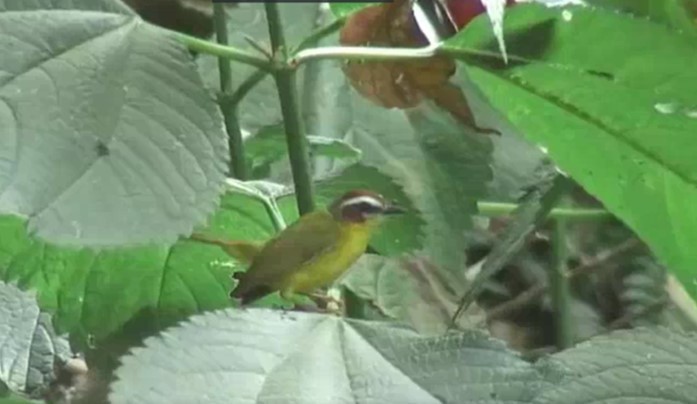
[233,210,341,295]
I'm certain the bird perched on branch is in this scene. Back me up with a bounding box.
[190,189,405,307]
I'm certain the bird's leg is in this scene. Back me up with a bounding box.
[280,290,322,313]
[307,291,344,315]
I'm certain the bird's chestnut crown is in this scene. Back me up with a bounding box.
[330,189,406,223]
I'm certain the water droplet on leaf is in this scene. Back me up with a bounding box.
[654,102,678,114]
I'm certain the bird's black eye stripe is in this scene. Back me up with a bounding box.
[358,202,382,213]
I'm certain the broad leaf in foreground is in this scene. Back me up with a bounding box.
[0,0,228,246]
[534,327,697,403]
[449,4,697,300]
[110,309,544,404]
[0,192,280,344]
[0,282,71,396]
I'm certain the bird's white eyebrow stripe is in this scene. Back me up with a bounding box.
[340,196,383,209]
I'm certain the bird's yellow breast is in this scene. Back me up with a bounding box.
[280,221,374,294]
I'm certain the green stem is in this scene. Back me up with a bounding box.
[291,44,439,67]
[220,100,248,179]
[550,215,574,349]
[173,31,273,71]
[265,3,287,55]
[214,4,247,179]
[478,202,611,220]
[229,70,269,107]
[265,3,315,215]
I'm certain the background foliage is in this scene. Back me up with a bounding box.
[1,0,697,402]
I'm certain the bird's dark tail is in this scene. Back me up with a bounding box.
[230,272,273,305]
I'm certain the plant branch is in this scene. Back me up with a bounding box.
[486,238,644,321]
[214,4,247,179]
[550,214,573,349]
[173,30,273,71]
[265,3,315,215]
[478,201,611,220]
[291,44,440,67]
[228,70,269,107]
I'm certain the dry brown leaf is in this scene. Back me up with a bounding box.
[340,0,498,134]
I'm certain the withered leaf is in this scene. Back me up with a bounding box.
[340,0,498,134]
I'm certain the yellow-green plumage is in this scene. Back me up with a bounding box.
[231,209,381,304]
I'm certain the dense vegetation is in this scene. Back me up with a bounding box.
[1,0,696,402]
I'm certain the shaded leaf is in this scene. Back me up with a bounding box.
[342,254,485,334]
[245,125,362,177]
[110,308,546,404]
[123,0,214,38]
[534,327,697,403]
[584,0,697,36]
[449,4,697,301]
[0,0,228,247]
[452,172,571,323]
[0,282,71,396]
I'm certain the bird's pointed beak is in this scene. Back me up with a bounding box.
[383,203,406,215]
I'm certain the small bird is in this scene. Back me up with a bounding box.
[190,189,405,306]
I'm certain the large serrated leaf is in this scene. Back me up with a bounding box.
[110,308,545,404]
[0,281,71,396]
[0,0,228,247]
[448,4,697,301]
[534,328,697,403]
[0,191,283,344]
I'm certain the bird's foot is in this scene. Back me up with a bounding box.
[308,292,344,315]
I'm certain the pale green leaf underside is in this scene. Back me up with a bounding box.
[534,328,697,403]
[0,281,70,395]
[110,309,542,404]
[0,0,228,247]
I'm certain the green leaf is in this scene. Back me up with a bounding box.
[448,4,697,301]
[317,92,493,272]
[0,0,228,247]
[245,125,362,177]
[534,327,697,403]
[0,191,284,344]
[110,308,545,404]
[307,136,362,160]
[342,254,486,334]
[584,0,697,36]
[197,3,320,133]
[0,281,71,396]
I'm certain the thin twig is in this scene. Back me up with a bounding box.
[172,30,273,71]
[486,238,644,321]
[478,201,612,221]
[214,4,247,179]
